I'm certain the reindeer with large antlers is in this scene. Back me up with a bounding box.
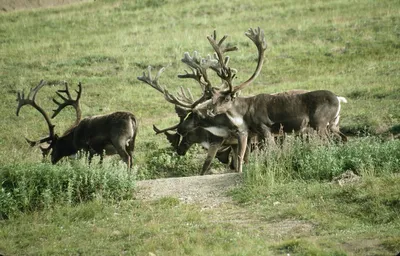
[198,27,348,173]
[138,66,244,174]
[16,80,138,168]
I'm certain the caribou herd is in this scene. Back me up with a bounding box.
[16,27,347,174]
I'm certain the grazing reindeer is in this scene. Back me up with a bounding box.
[153,119,238,173]
[137,68,241,174]
[16,80,138,168]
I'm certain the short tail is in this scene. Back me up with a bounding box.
[337,96,347,103]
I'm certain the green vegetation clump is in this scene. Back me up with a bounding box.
[245,136,400,185]
[0,160,135,219]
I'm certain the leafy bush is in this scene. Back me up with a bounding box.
[0,160,136,219]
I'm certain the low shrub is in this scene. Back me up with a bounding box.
[138,146,207,179]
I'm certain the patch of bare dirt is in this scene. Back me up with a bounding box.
[135,173,243,209]
[0,0,89,13]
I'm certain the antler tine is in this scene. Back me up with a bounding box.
[176,86,195,104]
[153,124,180,134]
[206,30,239,92]
[16,80,47,116]
[137,66,166,94]
[138,66,194,109]
[51,82,83,123]
[233,27,268,93]
[177,67,205,90]
[210,30,239,54]
[180,51,219,104]
[180,51,219,87]
[16,80,56,149]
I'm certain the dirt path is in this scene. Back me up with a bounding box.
[135,173,243,209]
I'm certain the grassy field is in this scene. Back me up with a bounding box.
[0,0,399,255]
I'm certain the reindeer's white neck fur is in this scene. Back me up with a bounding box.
[201,141,210,149]
[204,126,230,138]
[226,106,248,132]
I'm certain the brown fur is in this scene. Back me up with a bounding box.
[51,111,138,168]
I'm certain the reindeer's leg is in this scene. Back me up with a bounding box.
[242,139,252,164]
[259,124,274,149]
[230,145,238,170]
[236,131,248,173]
[316,125,332,144]
[330,127,348,142]
[99,153,104,165]
[112,140,131,169]
[201,141,223,175]
[126,137,136,169]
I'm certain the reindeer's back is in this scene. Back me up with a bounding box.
[77,111,137,140]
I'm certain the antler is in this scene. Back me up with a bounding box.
[138,66,199,109]
[51,81,82,125]
[232,27,267,93]
[179,51,217,91]
[206,30,239,91]
[16,80,55,153]
[152,104,191,135]
[153,124,179,134]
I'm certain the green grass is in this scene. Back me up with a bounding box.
[1,0,400,255]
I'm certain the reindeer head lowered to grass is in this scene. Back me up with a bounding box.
[16,80,138,169]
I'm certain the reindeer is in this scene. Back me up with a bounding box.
[153,118,238,173]
[16,80,138,168]
[195,27,348,173]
